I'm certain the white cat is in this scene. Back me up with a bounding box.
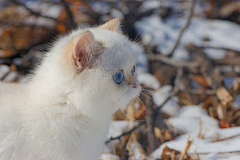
[0,18,141,160]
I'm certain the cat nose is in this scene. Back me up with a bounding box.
[132,83,138,89]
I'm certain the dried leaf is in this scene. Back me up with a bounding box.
[216,87,233,106]
[126,103,135,121]
[219,120,230,128]
[134,105,147,120]
[162,146,181,160]
[191,75,208,88]
[217,103,224,120]
[179,136,193,160]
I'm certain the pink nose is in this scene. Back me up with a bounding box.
[132,83,138,89]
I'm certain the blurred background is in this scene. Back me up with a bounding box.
[1,0,240,159]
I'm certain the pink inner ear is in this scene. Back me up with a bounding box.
[73,31,103,69]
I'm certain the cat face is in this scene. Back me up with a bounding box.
[58,18,141,112]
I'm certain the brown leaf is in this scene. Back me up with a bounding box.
[162,146,181,160]
[134,105,147,120]
[216,87,233,106]
[192,75,208,88]
[219,120,230,128]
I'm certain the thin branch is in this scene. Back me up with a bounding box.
[214,57,240,66]
[183,89,216,95]
[60,0,77,28]
[149,54,199,68]
[149,52,240,69]
[168,0,196,57]
[199,45,240,53]
[145,95,158,153]
[105,121,146,144]
[11,0,67,26]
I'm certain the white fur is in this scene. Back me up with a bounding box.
[0,24,141,160]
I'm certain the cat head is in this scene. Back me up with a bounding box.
[40,18,141,114]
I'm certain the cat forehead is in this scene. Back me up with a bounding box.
[68,28,135,71]
[89,28,129,47]
[89,29,136,70]
[71,28,130,48]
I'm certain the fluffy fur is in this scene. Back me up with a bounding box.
[0,18,141,160]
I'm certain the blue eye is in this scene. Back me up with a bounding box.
[113,70,124,84]
[131,65,135,76]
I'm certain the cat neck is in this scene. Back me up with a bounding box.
[28,74,116,121]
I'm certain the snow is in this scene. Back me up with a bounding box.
[167,105,219,134]
[3,71,19,82]
[91,2,110,14]
[137,73,160,90]
[135,15,240,60]
[152,105,240,159]
[20,2,62,28]
[100,154,120,160]
[203,48,227,60]
[140,1,162,12]
[104,121,138,154]
[152,85,179,116]
[219,155,240,160]
[129,142,151,160]
[110,9,124,20]
[25,2,62,18]
[0,65,10,79]
[107,121,137,139]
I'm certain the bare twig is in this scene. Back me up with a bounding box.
[149,54,199,68]
[120,136,130,160]
[145,95,158,153]
[168,0,196,57]
[149,52,240,69]
[210,133,240,142]
[214,57,240,66]
[60,0,77,28]
[105,121,145,144]
[179,136,193,160]
[183,89,216,95]
[199,45,240,53]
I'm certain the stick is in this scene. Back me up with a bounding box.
[105,121,146,144]
[149,54,199,68]
[60,0,77,28]
[145,95,158,153]
[168,0,196,57]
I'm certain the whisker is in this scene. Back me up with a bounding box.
[121,99,135,121]
[121,108,135,121]
[135,97,144,106]
[141,90,151,94]
[141,88,152,92]
[140,93,153,100]
[134,29,142,42]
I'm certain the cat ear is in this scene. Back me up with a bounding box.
[72,31,103,69]
[98,17,120,32]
